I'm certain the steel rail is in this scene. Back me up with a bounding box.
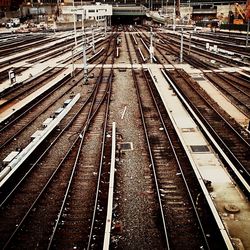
[134,26,234,248]
[0,33,117,203]
[0,68,64,109]
[0,70,82,149]
[132,68,170,249]
[206,73,250,99]
[0,35,116,134]
[2,66,110,249]
[86,30,117,250]
[222,72,250,89]
[86,70,113,250]
[143,69,210,249]
[47,68,113,250]
[156,32,248,67]
[0,71,98,206]
[204,73,250,117]
[164,69,250,192]
[124,26,170,248]
[0,71,71,132]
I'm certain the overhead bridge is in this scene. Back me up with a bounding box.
[112,5,147,24]
[112,5,147,16]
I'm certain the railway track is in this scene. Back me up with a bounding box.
[188,33,250,59]
[165,69,250,194]
[1,24,249,249]
[136,28,213,69]
[135,27,212,68]
[0,67,28,83]
[0,69,109,249]
[154,31,248,68]
[137,26,218,69]
[135,67,223,249]
[194,32,249,47]
[204,72,250,118]
[0,34,58,57]
[0,67,64,108]
[0,37,117,159]
[0,29,118,249]
[157,35,225,67]
[0,39,64,69]
[112,26,228,249]
[131,26,250,191]
[0,68,82,160]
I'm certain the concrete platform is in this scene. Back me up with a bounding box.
[0,33,104,93]
[148,65,250,250]
[81,61,249,130]
[0,67,71,124]
[182,66,249,128]
[0,63,55,93]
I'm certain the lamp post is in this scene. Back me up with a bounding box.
[165,0,168,15]
[188,32,192,55]
[36,5,39,24]
[71,47,75,77]
[173,0,176,31]
[105,16,107,37]
[72,0,77,46]
[246,19,250,47]
[81,0,84,34]
[188,0,191,24]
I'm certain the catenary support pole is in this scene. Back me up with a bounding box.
[73,0,77,46]
[150,27,154,63]
[92,25,95,53]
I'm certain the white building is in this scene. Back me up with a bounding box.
[61,3,112,23]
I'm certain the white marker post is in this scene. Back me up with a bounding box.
[83,36,88,84]
[180,28,183,63]
[81,0,84,34]
[149,27,154,63]
[173,0,176,31]
[9,70,16,85]
[188,32,192,55]
[71,48,75,76]
[92,25,95,53]
[104,16,107,37]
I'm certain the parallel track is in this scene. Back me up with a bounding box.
[165,69,250,194]
[125,25,227,249]
[0,30,118,250]
[204,72,250,118]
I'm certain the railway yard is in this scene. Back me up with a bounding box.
[0,24,250,249]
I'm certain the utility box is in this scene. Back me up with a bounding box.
[9,70,16,85]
